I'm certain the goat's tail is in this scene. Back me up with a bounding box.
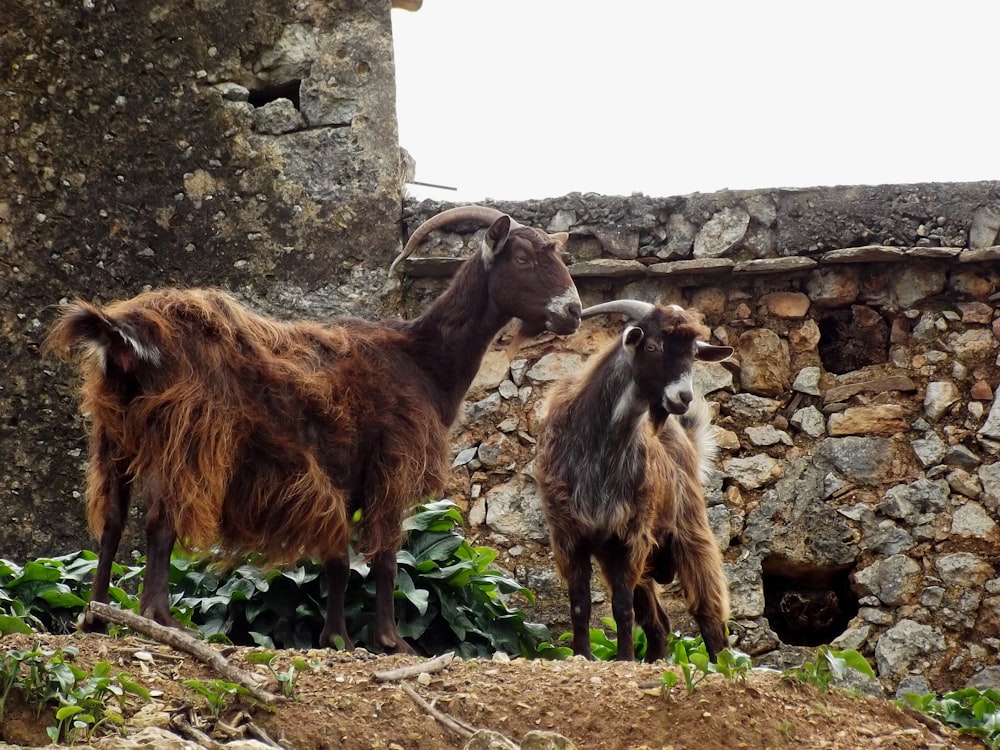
[46,300,162,373]
[677,392,719,485]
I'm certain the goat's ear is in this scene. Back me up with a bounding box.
[548,231,569,251]
[623,325,644,350]
[482,215,513,269]
[696,342,734,362]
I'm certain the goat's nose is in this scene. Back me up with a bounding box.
[567,301,582,322]
[679,390,693,408]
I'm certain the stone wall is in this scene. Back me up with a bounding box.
[3,0,999,694]
[400,183,1000,694]
[1,0,403,561]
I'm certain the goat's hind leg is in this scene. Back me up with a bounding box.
[670,524,730,661]
[641,542,678,662]
[83,452,131,633]
[320,553,354,650]
[634,579,670,662]
[371,549,415,655]
[359,464,415,655]
[137,478,184,629]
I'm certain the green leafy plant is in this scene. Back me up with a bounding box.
[557,624,751,694]
[670,636,713,692]
[46,659,150,744]
[712,646,753,684]
[1,502,560,657]
[783,645,875,692]
[0,556,89,634]
[561,616,647,661]
[182,678,252,718]
[364,499,559,658]
[0,591,42,636]
[658,669,679,691]
[659,641,751,694]
[0,552,141,636]
[900,688,1000,748]
[244,651,314,698]
[0,642,149,743]
[165,499,562,657]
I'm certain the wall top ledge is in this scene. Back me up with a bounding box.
[399,245,1000,279]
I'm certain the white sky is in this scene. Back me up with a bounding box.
[391,1,998,203]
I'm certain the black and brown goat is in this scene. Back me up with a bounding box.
[535,300,733,661]
[46,205,582,653]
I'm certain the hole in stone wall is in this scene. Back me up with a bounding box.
[817,305,890,374]
[761,557,859,646]
[248,79,302,109]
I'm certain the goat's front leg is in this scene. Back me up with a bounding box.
[564,545,595,659]
[592,536,643,661]
[320,553,354,649]
[138,485,183,629]
[83,456,131,633]
[371,550,415,655]
[605,553,637,662]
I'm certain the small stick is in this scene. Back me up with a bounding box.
[245,719,287,749]
[86,601,280,705]
[170,713,221,749]
[399,683,475,740]
[117,645,188,662]
[374,651,455,682]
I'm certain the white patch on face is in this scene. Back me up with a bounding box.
[546,286,582,320]
[662,370,694,412]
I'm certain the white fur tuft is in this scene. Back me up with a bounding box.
[117,330,162,367]
[679,393,720,484]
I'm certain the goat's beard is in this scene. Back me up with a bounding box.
[504,320,544,358]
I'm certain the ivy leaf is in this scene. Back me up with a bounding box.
[395,569,429,616]
[837,648,875,678]
[0,614,34,635]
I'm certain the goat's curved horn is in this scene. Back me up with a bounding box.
[581,300,656,321]
[390,205,520,276]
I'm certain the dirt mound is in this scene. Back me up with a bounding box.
[0,633,981,750]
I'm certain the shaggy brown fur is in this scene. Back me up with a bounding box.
[48,290,444,563]
[535,304,732,661]
[47,208,581,653]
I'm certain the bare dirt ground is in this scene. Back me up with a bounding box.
[0,632,984,750]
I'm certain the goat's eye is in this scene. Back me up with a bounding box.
[645,343,657,353]
[515,254,531,265]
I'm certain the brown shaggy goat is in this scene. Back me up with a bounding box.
[46,205,581,653]
[535,300,732,661]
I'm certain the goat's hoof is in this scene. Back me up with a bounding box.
[140,607,184,630]
[388,641,417,656]
[320,631,354,651]
[78,611,108,634]
[378,636,416,656]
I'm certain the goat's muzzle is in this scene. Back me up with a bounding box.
[545,293,582,335]
[548,301,582,335]
[662,382,694,415]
